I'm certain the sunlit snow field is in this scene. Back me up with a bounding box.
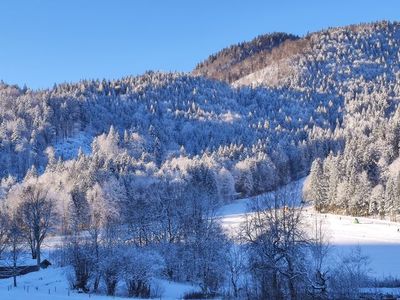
[0,266,198,300]
[218,178,400,278]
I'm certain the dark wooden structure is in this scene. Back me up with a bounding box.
[0,265,40,279]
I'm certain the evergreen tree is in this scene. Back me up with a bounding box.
[309,158,328,212]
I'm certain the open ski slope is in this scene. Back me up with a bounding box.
[217,178,400,278]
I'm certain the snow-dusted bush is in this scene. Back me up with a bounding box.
[329,246,371,299]
[99,248,121,296]
[120,247,164,298]
[65,238,94,293]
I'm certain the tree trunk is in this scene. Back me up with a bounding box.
[93,233,100,292]
[30,242,37,260]
[93,273,100,293]
[271,271,281,300]
[288,280,297,300]
[13,243,17,287]
[287,261,297,300]
[36,241,41,266]
[231,276,238,298]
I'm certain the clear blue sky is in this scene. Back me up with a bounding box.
[1,0,399,89]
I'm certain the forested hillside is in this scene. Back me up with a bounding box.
[197,20,400,220]
[193,32,300,82]
[0,71,341,196]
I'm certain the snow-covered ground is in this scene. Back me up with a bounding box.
[0,267,118,300]
[0,266,198,300]
[53,132,93,160]
[217,178,400,279]
[309,211,400,278]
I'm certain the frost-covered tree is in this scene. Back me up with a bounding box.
[9,181,57,265]
[308,158,328,212]
[0,207,9,258]
[120,248,164,298]
[349,172,371,216]
[217,167,235,202]
[6,213,25,287]
[243,188,309,300]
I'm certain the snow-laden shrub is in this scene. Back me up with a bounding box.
[65,239,94,293]
[99,248,121,296]
[329,246,371,299]
[120,247,164,298]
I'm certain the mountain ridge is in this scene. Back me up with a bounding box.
[194,20,400,89]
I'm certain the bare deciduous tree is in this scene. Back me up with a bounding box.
[16,183,57,266]
[307,216,331,299]
[7,213,25,287]
[329,246,371,299]
[242,186,309,300]
[227,243,247,298]
[0,207,9,258]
